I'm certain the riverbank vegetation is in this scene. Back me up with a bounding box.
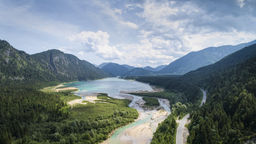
[130,91,182,105]
[142,97,159,107]
[0,86,138,144]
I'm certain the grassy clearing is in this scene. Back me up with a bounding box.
[58,91,80,103]
[69,94,137,120]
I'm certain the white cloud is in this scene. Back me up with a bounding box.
[140,0,198,31]
[237,0,246,8]
[120,21,139,29]
[183,30,256,51]
[92,0,138,29]
[113,8,122,15]
[138,0,256,54]
[69,31,122,60]
[68,29,179,66]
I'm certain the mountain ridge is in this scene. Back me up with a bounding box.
[0,40,106,83]
[159,40,256,75]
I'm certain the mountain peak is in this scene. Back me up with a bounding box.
[0,40,12,50]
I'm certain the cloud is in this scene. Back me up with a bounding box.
[237,0,246,8]
[66,0,256,66]
[67,29,179,66]
[182,30,256,51]
[92,0,139,29]
[113,8,122,15]
[68,31,122,60]
[137,0,256,53]
[120,21,139,29]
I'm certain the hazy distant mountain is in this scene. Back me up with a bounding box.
[99,62,166,76]
[100,62,135,76]
[144,65,166,71]
[124,68,155,77]
[0,40,106,82]
[98,63,109,68]
[122,64,135,70]
[185,43,256,82]
[159,40,256,75]
[143,66,154,71]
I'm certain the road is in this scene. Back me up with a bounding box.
[200,89,207,107]
[175,89,207,144]
[176,114,190,144]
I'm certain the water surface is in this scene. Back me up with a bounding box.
[65,77,153,98]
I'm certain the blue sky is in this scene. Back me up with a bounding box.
[0,0,256,67]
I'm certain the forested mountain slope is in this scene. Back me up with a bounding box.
[0,40,106,83]
[0,40,56,82]
[32,49,106,81]
[187,56,256,144]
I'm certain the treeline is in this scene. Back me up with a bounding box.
[187,57,256,144]
[0,86,138,144]
[132,76,201,105]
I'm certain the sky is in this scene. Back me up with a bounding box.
[0,0,256,67]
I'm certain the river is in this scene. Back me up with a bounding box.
[65,78,170,144]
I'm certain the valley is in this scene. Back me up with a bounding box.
[1,21,256,144]
[62,78,171,144]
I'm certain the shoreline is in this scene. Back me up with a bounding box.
[41,82,78,93]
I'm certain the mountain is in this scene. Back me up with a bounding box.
[98,63,109,68]
[0,40,55,82]
[122,64,135,70]
[0,40,106,83]
[124,68,155,77]
[99,62,135,76]
[185,43,256,83]
[143,66,155,71]
[32,49,106,81]
[144,65,166,71]
[159,40,256,75]
[100,62,167,77]
[154,65,166,71]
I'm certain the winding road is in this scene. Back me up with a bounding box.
[175,89,207,144]
[200,89,207,107]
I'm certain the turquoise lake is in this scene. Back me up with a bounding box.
[65,77,153,98]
